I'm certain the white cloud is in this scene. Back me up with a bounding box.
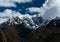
[43,0,60,20]
[26,7,41,13]
[0,0,59,23]
[26,0,60,20]
[0,9,33,24]
[0,9,21,23]
[0,9,38,29]
[26,7,45,16]
[0,9,21,18]
[0,0,32,7]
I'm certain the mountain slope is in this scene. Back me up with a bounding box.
[0,20,60,42]
[25,26,60,42]
[0,24,21,42]
[1,15,48,30]
[0,15,60,42]
[47,17,60,27]
[24,17,60,42]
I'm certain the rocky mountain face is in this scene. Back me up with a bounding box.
[25,17,60,42]
[0,17,60,42]
[47,17,60,28]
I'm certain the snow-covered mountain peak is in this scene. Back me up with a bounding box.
[0,13,48,30]
[0,9,50,30]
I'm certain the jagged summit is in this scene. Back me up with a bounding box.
[47,17,60,27]
[0,14,48,30]
[1,14,60,30]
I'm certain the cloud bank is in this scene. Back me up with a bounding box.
[0,0,32,7]
[0,9,20,23]
[26,0,60,20]
[44,0,60,20]
[0,0,59,20]
[0,9,33,24]
[43,0,59,20]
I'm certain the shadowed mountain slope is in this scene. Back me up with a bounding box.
[0,24,21,42]
[0,17,60,42]
[25,26,60,42]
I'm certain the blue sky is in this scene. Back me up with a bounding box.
[0,0,45,14]
[0,0,59,24]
